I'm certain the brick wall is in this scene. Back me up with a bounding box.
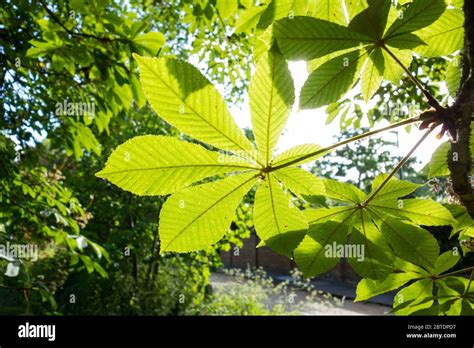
[220,232,360,284]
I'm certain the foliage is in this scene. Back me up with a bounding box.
[1,0,257,314]
[311,127,423,192]
[58,252,215,315]
[98,0,473,316]
[201,268,340,315]
[2,0,473,317]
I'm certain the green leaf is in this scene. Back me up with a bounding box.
[134,55,254,154]
[384,0,446,38]
[348,0,391,40]
[132,32,165,55]
[447,204,474,237]
[361,47,384,102]
[312,0,347,25]
[437,277,474,315]
[307,47,360,73]
[450,0,464,9]
[273,17,372,61]
[114,83,133,110]
[272,143,326,167]
[409,298,457,315]
[380,218,439,269]
[96,135,257,196]
[381,46,413,83]
[159,172,258,252]
[236,5,268,33]
[273,167,325,197]
[371,198,455,226]
[438,276,471,296]
[344,0,369,21]
[427,141,450,178]
[257,0,318,30]
[254,0,319,61]
[393,279,433,315]
[392,256,429,275]
[304,206,357,224]
[240,0,253,9]
[254,174,308,256]
[302,194,329,208]
[446,57,461,97]
[433,250,460,275]
[350,211,394,279]
[299,50,365,109]
[455,299,474,315]
[294,221,349,278]
[368,174,420,204]
[26,39,58,57]
[254,26,275,63]
[216,0,238,19]
[385,33,426,50]
[413,9,464,57]
[131,74,146,109]
[250,47,295,164]
[323,178,365,204]
[355,272,420,302]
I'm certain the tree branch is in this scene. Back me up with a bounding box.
[363,126,435,206]
[39,0,128,44]
[433,266,474,280]
[382,45,443,112]
[268,116,429,172]
[449,1,474,218]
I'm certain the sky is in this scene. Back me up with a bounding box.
[229,61,449,172]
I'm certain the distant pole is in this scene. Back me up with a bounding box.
[390,130,402,179]
[396,131,402,180]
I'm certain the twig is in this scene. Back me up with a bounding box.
[382,44,443,111]
[269,116,425,172]
[39,0,128,43]
[434,266,474,280]
[464,270,474,296]
[363,126,435,205]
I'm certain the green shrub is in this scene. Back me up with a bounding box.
[201,268,341,316]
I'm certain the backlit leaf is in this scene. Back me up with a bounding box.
[355,272,421,301]
[273,16,372,61]
[159,172,258,252]
[380,218,439,269]
[384,0,446,38]
[294,221,349,277]
[96,135,258,195]
[134,55,255,154]
[300,50,365,109]
[254,174,308,256]
[273,167,325,197]
[250,47,295,164]
[272,143,326,167]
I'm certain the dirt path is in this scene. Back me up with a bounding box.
[210,273,391,315]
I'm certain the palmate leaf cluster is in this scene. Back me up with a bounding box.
[98,48,326,254]
[98,0,473,315]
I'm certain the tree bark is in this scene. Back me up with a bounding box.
[449,1,474,218]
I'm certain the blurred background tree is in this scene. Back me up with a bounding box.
[1,0,469,315]
[0,0,260,314]
[311,128,424,193]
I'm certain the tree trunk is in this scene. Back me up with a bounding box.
[449,1,474,217]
